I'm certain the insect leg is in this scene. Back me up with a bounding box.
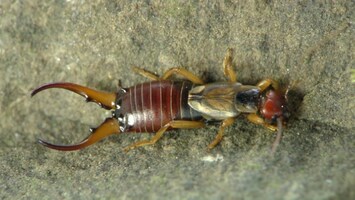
[246,113,277,131]
[123,120,205,151]
[223,48,237,83]
[207,117,235,149]
[161,67,204,84]
[133,66,203,84]
[256,79,279,92]
[132,66,160,80]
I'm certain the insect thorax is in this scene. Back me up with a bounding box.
[188,82,259,120]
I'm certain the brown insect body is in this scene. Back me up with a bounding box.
[116,81,202,133]
[32,49,289,152]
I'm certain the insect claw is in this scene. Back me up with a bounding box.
[37,118,120,151]
[31,82,117,110]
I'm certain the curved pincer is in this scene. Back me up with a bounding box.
[31,82,116,109]
[37,118,120,151]
[32,82,120,151]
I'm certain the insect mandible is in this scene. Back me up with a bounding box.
[32,48,290,152]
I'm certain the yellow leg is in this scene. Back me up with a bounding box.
[223,48,237,83]
[256,79,279,92]
[247,113,277,131]
[132,66,159,80]
[161,67,204,84]
[207,117,235,149]
[123,120,205,151]
[133,66,204,84]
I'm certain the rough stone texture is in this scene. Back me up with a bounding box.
[0,1,354,199]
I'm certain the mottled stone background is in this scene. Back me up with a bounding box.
[0,1,354,199]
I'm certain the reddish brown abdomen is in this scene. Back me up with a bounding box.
[118,81,202,133]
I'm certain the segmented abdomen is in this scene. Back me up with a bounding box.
[118,81,202,132]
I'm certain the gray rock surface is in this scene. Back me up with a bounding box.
[1,1,354,199]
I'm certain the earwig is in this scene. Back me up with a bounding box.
[32,48,290,152]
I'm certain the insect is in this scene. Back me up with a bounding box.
[32,48,289,152]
